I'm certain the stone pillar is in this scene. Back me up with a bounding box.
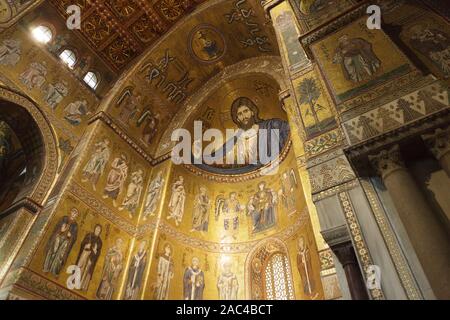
[369,145,450,299]
[331,241,369,300]
[422,127,450,177]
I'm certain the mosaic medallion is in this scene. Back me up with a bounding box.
[188,24,226,64]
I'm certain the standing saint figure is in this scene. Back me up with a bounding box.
[0,39,21,66]
[154,243,174,300]
[124,241,148,300]
[191,186,211,232]
[167,176,186,226]
[297,236,315,297]
[82,139,111,190]
[279,169,298,214]
[96,238,124,300]
[247,182,277,233]
[43,208,79,276]
[119,169,144,217]
[332,34,381,83]
[183,257,205,300]
[143,171,165,220]
[217,261,239,300]
[75,224,103,291]
[103,153,128,206]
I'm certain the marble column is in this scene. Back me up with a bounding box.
[331,241,369,300]
[422,127,450,177]
[369,145,450,299]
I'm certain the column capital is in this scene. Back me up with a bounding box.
[368,145,405,180]
[422,127,450,161]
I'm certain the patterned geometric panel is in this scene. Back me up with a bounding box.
[50,0,207,71]
[342,81,449,145]
[308,155,356,194]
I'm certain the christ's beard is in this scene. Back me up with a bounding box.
[237,118,256,131]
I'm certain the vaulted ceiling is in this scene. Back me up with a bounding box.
[50,0,208,72]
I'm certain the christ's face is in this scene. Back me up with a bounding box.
[236,105,255,128]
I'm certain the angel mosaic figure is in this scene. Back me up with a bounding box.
[215,192,245,240]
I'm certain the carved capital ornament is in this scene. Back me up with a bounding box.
[422,127,450,161]
[368,145,405,180]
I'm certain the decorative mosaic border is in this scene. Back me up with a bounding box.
[337,191,384,300]
[308,155,356,194]
[154,208,310,254]
[299,2,366,48]
[305,128,344,159]
[336,70,423,113]
[312,179,358,202]
[318,248,335,271]
[14,268,84,300]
